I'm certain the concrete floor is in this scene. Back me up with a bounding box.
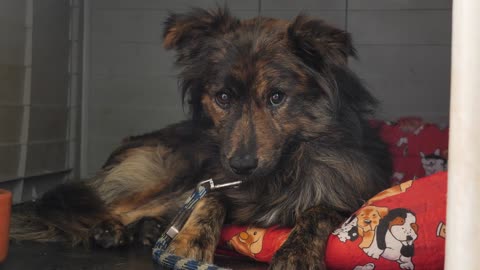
[1,242,268,270]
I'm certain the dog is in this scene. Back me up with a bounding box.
[332,215,359,243]
[363,208,418,270]
[356,206,389,248]
[229,227,267,258]
[11,8,392,269]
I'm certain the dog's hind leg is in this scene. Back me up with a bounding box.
[104,190,192,246]
[165,195,226,263]
[87,144,198,248]
[11,143,198,247]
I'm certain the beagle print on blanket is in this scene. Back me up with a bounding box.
[362,208,418,269]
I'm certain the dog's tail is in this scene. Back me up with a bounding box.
[10,182,107,246]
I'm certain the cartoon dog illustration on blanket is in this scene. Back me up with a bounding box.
[356,206,389,248]
[420,149,447,176]
[333,215,359,242]
[363,208,418,270]
[229,227,267,258]
[333,207,418,270]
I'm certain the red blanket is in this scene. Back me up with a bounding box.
[217,172,447,270]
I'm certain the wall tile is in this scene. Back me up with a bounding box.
[0,65,25,104]
[262,0,345,10]
[350,45,451,121]
[348,10,452,44]
[26,141,67,176]
[0,145,20,181]
[0,0,27,26]
[90,42,175,76]
[28,106,68,142]
[260,10,346,29]
[88,106,186,139]
[0,106,23,143]
[89,74,181,108]
[348,0,452,10]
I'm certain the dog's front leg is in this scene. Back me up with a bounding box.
[166,195,226,263]
[270,205,345,270]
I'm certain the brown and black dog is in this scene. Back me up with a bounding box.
[11,8,392,269]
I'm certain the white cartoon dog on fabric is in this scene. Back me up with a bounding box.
[333,215,359,243]
[363,208,418,270]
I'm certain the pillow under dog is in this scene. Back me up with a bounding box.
[216,172,447,270]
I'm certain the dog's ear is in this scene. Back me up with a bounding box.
[163,7,239,50]
[287,15,355,69]
[376,207,389,218]
[376,218,389,250]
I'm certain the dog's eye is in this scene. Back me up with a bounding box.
[215,92,231,108]
[269,91,286,106]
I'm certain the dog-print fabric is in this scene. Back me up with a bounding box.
[325,172,446,270]
[371,117,449,185]
[215,172,447,269]
[216,226,290,263]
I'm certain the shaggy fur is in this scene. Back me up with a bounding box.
[11,8,392,269]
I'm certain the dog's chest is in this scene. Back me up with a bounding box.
[222,185,304,227]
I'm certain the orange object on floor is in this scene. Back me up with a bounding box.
[0,189,12,263]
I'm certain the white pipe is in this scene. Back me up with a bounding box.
[445,0,480,269]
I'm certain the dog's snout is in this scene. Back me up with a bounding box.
[229,154,258,175]
[364,219,371,224]
[406,235,413,241]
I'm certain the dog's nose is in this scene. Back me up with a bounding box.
[229,154,258,175]
[364,219,371,224]
[406,235,413,241]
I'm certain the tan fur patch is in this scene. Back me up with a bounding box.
[90,145,187,205]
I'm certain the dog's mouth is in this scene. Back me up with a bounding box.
[397,234,416,245]
[358,224,373,232]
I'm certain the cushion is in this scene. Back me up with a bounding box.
[216,172,447,269]
[373,117,448,185]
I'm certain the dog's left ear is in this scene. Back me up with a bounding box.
[163,7,239,50]
[288,15,355,68]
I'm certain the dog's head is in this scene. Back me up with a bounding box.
[389,212,418,243]
[377,208,418,256]
[356,206,388,233]
[163,8,376,179]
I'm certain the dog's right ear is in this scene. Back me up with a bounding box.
[287,15,356,68]
[377,207,389,218]
[163,7,239,50]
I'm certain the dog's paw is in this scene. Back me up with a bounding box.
[92,220,127,248]
[165,231,215,263]
[399,261,414,270]
[363,246,383,259]
[269,246,325,270]
[134,217,166,246]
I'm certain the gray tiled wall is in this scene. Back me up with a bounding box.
[0,0,79,203]
[347,1,451,121]
[84,0,452,176]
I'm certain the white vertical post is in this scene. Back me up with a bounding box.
[445,0,480,269]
